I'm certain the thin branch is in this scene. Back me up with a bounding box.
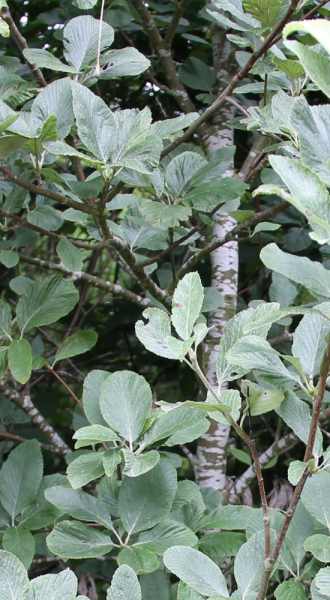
[45,365,83,409]
[0,430,51,451]
[0,379,71,456]
[0,165,95,215]
[0,8,47,88]
[18,253,152,309]
[164,0,192,48]
[161,0,300,158]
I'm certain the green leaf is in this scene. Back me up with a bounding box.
[64,15,114,71]
[172,273,204,340]
[27,569,78,600]
[301,472,330,527]
[163,546,228,597]
[274,579,308,600]
[243,0,281,27]
[2,527,35,569]
[277,391,323,459]
[286,501,313,570]
[23,48,78,73]
[273,57,304,79]
[0,439,43,519]
[140,572,171,600]
[179,57,215,92]
[118,458,177,535]
[143,406,207,446]
[139,202,191,228]
[71,81,116,163]
[122,449,160,477]
[252,222,280,235]
[45,486,114,530]
[46,520,114,559]
[67,452,105,488]
[0,17,9,37]
[9,277,32,295]
[241,380,284,416]
[261,244,330,298]
[136,520,197,554]
[198,505,252,530]
[150,113,199,139]
[72,0,98,7]
[283,19,330,56]
[0,135,26,159]
[73,424,119,448]
[100,370,152,444]
[288,460,307,486]
[304,534,330,563]
[56,237,83,272]
[0,549,29,600]
[54,330,98,364]
[18,473,69,530]
[201,287,223,312]
[100,47,150,78]
[197,531,245,558]
[82,370,109,426]
[285,40,330,100]
[165,151,206,198]
[44,140,102,167]
[16,275,78,334]
[135,308,180,360]
[8,339,32,384]
[29,78,74,140]
[235,530,267,598]
[107,565,141,600]
[27,205,64,232]
[269,273,298,308]
[103,448,122,477]
[230,448,252,465]
[117,546,159,574]
[314,566,330,596]
[0,250,19,267]
[0,300,12,340]
[292,313,330,380]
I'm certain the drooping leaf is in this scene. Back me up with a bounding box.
[234,530,268,598]
[172,273,204,340]
[107,565,141,600]
[100,370,152,444]
[286,501,313,570]
[277,391,323,459]
[46,520,114,559]
[163,546,228,597]
[103,448,122,477]
[292,313,330,380]
[288,460,308,486]
[56,237,83,272]
[2,527,35,569]
[54,330,98,364]
[8,339,32,384]
[16,275,78,334]
[118,458,177,535]
[0,549,29,600]
[0,439,43,519]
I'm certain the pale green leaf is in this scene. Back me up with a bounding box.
[73,424,119,448]
[117,546,159,575]
[0,549,29,600]
[283,19,330,55]
[165,151,206,198]
[18,473,69,530]
[136,519,197,554]
[301,472,330,528]
[285,40,330,100]
[0,134,26,159]
[252,222,280,235]
[0,439,43,518]
[67,452,105,488]
[46,520,114,559]
[44,140,102,167]
[150,113,199,139]
[198,531,245,558]
[100,370,152,444]
[172,273,204,340]
[292,313,330,380]
[2,527,34,569]
[27,569,78,600]
[304,534,330,563]
[274,579,308,600]
[143,406,206,446]
[82,369,109,426]
[234,530,267,598]
[0,250,19,267]
[27,205,63,232]
[107,565,141,600]
[135,308,179,360]
[198,505,252,531]
[0,300,12,340]
[29,76,74,140]
[72,0,98,7]
[277,391,323,459]
[45,486,114,530]
[122,449,160,477]
[100,47,150,78]
[56,237,83,272]
[178,57,215,92]
[8,339,32,384]
[139,201,191,228]
[23,48,78,73]
[163,546,228,597]
[243,0,281,26]
[64,15,114,71]
[54,330,98,364]
[315,566,330,596]
[288,460,307,486]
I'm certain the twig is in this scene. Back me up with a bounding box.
[45,364,83,409]
[0,430,51,451]
[164,0,192,48]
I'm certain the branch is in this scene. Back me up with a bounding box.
[0,8,47,88]
[164,0,192,48]
[161,0,300,158]
[45,365,83,409]
[0,165,95,215]
[237,135,269,182]
[0,379,71,456]
[18,253,152,309]
[0,430,52,452]
[167,201,289,291]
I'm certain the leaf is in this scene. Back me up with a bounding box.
[201,287,223,312]
[46,520,114,559]
[100,370,152,444]
[72,0,98,7]
[122,449,160,477]
[304,534,330,563]
[179,57,215,92]
[288,460,307,486]
[73,424,119,448]
[140,571,171,600]
[285,40,330,100]
[0,439,43,519]
[2,527,35,569]
[18,473,69,530]
[283,19,330,56]
[117,546,159,574]
[29,77,74,140]
[82,369,109,426]
[23,48,78,73]
[314,566,330,596]
[261,244,330,298]
[71,81,116,162]
[107,565,141,600]
[274,579,308,600]
[273,57,304,79]
[0,549,29,600]
[136,520,197,554]
[103,448,122,477]
[163,546,228,597]
[172,273,204,340]
[165,151,206,198]
[9,277,32,295]
[27,205,64,232]
[230,448,252,465]
[54,330,98,364]
[45,486,114,530]
[100,47,150,78]
[143,406,207,446]
[243,0,281,27]
[0,134,26,159]
[64,15,114,71]
[198,505,253,530]
[301,472,330,527]
[139,202,191,228]
[234,530,267,598]
[286,501,313,570]
[150,113,199,139]
[0,300,12,340]
[44,140,102,167]
[135,308,180,360]
[252,222,280,235]
[292,313,330,380]
[198,531,245,558]
[269,273,298,308]
[56,237,83,272]
[8,339,32,384]
[0,250,19,267]
[277,391,323,459]
[16,275,78,334]
[27,569,78,600]
[118,458,177,535]
[67,452,105,488]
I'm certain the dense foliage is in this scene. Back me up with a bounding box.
[2,0,330,599]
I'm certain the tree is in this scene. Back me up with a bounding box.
[0,0,330,598]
